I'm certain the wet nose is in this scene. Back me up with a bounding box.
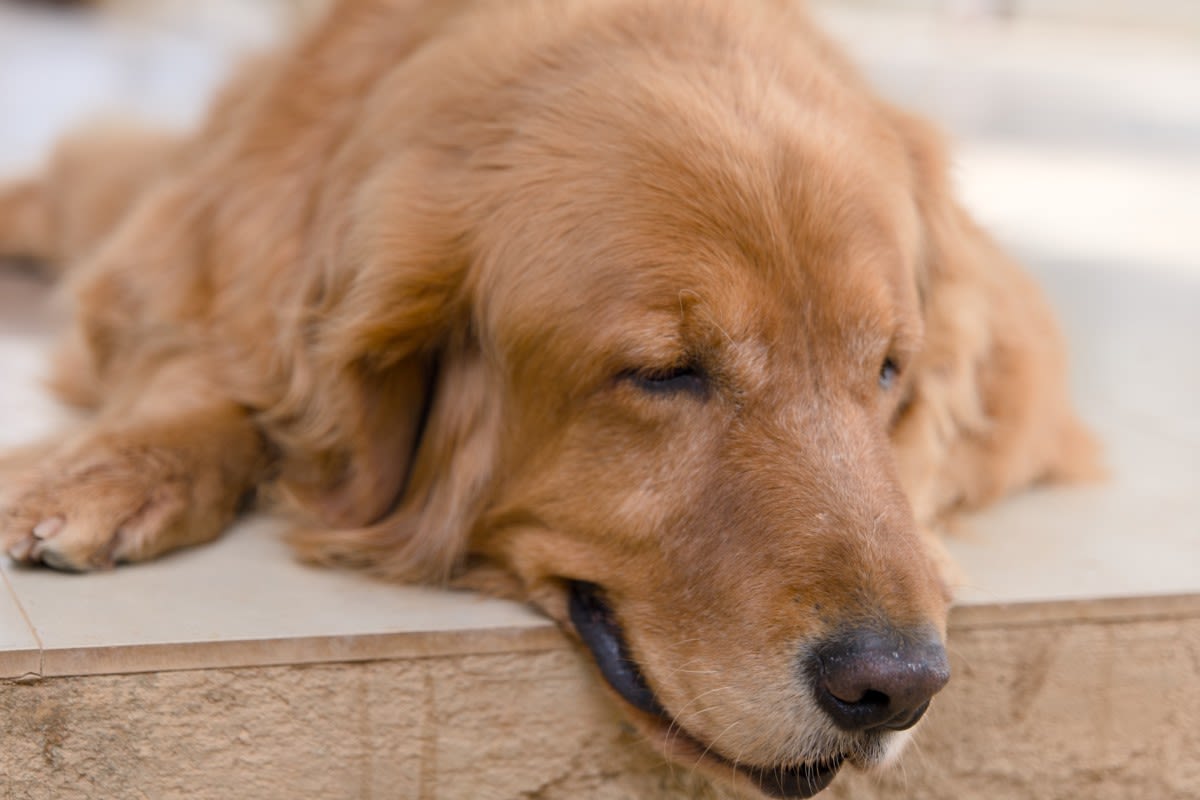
[810,627,950,732]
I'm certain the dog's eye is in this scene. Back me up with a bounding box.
[879,357,900,390]
[624,365,708,397]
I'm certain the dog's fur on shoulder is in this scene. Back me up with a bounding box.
[0,1,1097,795]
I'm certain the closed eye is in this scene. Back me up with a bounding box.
[622,364,708,397]
[879,357,900,390]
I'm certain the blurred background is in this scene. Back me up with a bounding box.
[0,0,1196,280]
[1,0,1198,454]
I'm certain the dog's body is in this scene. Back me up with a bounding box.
[0,1,1095,796]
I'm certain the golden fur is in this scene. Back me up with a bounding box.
[0,0,1096,795]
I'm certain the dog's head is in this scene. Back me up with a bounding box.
[289,6,957,797]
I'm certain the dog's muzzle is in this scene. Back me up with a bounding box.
[566,580,849,798]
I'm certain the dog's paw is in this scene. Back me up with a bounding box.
[1,439,195,571]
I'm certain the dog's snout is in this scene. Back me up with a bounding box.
[810,628,950,732]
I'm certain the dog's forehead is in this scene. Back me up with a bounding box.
[476,129,921,379]
[467,40,925,377]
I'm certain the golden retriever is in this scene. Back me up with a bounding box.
[0,0,1096,796]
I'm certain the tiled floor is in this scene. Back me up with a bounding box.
[0,488,555,680]
[1,3,1197,679]
[0,565,40,677]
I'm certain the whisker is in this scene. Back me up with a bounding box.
[693,718,742,770]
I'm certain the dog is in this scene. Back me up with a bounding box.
[0,1,1097,796]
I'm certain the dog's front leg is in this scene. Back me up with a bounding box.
[1,359,268,571]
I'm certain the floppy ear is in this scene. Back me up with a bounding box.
[887,110,1101,526]
[285,335,500,583]
[275,156,500,583]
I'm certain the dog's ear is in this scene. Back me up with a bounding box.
[887,110,1101,525]
[277,156,499,582]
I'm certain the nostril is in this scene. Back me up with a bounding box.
[819,683,895,731]
[884,699,931,731]
[810,627,949,733]
[825,674,890,707]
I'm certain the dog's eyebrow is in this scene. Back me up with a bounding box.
[684,296,737,349]
[611,321,691,369]
[674,287,755,344]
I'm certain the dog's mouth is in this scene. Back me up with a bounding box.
[567,580,846,799]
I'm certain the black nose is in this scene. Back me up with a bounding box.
[810,627,950,732]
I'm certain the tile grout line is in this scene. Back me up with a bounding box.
[0,565,44,677]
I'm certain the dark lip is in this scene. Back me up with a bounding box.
[566,580,846,799]
[739,754,846,799]
[566,579,667,717]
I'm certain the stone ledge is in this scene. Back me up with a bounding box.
[4,597,1197,800]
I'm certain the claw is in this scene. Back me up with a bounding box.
[7,536,35,562]
[37,546,84,573]
[32,516,64,539]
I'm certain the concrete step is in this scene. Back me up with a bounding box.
[3,582,1197,799]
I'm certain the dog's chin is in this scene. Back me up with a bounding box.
[567,580,888,799]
